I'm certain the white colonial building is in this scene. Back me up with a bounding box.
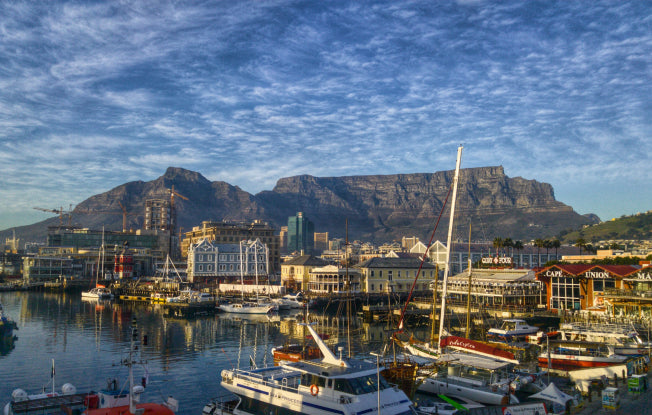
[307,265,362,294]
[187,238,268,283]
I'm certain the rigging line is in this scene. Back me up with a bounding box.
[395,181,454,334]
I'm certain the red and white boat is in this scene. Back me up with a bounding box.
[538,341,628,370]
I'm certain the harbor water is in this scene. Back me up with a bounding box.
[0,291,419,414]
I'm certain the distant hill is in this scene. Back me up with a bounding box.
[1,166,599,245]
[559,211,652,244]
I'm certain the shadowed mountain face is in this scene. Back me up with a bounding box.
[3,166,598,244]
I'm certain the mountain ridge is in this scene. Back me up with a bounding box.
[1,166,599,245]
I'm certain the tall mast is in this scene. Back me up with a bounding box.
[437,145,463,354]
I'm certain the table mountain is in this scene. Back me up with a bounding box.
[2,166,598,244]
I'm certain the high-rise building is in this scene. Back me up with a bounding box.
[314,232,329,254]
[279,226,288,251]
[145,199,172,231]
[287,212,314,255]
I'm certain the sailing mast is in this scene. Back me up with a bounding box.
[465,223,472,338]
[437,145,463,354]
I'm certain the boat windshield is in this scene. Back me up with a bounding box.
[301,373,390,395]
[502,321,517,331]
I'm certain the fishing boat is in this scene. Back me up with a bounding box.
[486,319,539,342]
[557,321,652,356]
[3,320,178,415]
[417,353,519,406]
[216,323,418,415]
[538,340,629,370]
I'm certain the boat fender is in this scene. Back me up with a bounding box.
[310,384,319,396]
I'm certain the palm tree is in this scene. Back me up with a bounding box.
[575,238,586,256]
[492,237,503,255]
[543,240,552,263]
[503,238,514,256]
[513,240,524,266]
[534,238,545,266]
[551,239,561,260]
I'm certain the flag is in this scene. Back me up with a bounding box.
[51,359,55,378]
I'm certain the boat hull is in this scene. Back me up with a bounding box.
[537,355,627,370]
[417,377,515,406]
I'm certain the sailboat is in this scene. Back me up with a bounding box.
[82,230,113,300]
[219,239,274,314]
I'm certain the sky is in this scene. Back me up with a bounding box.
[1,0,651,230]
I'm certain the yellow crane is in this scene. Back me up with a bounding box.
[33,205,74,226]
[86,201,138,232]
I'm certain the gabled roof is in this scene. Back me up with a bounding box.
[538,264,640,277]
[355,257,435,269]
[282,255,329,266]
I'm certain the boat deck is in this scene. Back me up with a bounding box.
[9,393,89,414]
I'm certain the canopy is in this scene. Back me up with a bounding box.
[529,382,574,406]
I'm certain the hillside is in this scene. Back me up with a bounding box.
[1,166,598,245]
[559,211,652,244]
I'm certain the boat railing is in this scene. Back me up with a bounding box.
[561,321,638,336]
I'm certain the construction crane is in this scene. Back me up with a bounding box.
[167,185,189,209]
[33,205,74,226]
[85,201,138,232]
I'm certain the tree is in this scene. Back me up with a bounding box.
[513,240,524,266]
[493,237,503,255]
[534,238,545,266]
[503,238,514,256]
[575,238,586,256]
[551,239,561,260]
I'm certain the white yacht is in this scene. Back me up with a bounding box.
[81,286,113,300]
[487,319,539,342]
[216,324,417,415]
[417,353,519,406]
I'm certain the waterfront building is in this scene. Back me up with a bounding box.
[22,256,77,283]
[441,268,544,313]
[602,263,652,318]
[187,238,269,284]
[401,236,420,251]
[562,249,652,263]
[181,220,279,273]
[307,264,361,294]
[287,212,314,255]
[280,255,329,291]
[355,257,436,294]
[536,264,640,312]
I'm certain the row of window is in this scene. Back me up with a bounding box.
[196,263,266,272]
[196,254,265,262]
[368,270,435,278]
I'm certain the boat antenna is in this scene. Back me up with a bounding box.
[438,145,463,354]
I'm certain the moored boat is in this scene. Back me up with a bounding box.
[538,340,629,370]
[217,323,418,415]
[81,286,113,300]
[487,319,539,342]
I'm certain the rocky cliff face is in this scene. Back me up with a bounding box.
[3,166,597,243]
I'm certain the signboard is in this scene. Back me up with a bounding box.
[502,403,547,415]
[582,270,611,279]
[543,269,568,278]
[481,256,513,265]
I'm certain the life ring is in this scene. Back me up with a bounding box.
[310,384,319,396]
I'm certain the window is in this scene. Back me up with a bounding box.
[370,270,375,277]
[388,270,393,281]
[199,255,204,261]
[398,270,402,278]
[379,270,383,278]
[371,284,375,291]
[551,276,580,310]
[198,265,203,271]
[207,265,212,271]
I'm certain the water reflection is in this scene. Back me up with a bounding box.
[0,291,428,414]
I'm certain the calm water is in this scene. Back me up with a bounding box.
[0,291,417,414]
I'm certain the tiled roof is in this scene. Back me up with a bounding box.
[282,255,329,266]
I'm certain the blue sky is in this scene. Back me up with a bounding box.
[1,0,651,230]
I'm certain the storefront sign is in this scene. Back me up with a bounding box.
[481,256,512,265]
[543,269,566,278]
[634,272,652,280]
[583,271,610,279]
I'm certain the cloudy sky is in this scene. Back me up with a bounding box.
[1,0,650,230]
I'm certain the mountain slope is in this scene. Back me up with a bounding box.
[1,166,598,244]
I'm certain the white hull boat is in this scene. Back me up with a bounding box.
[219,301,274,314]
